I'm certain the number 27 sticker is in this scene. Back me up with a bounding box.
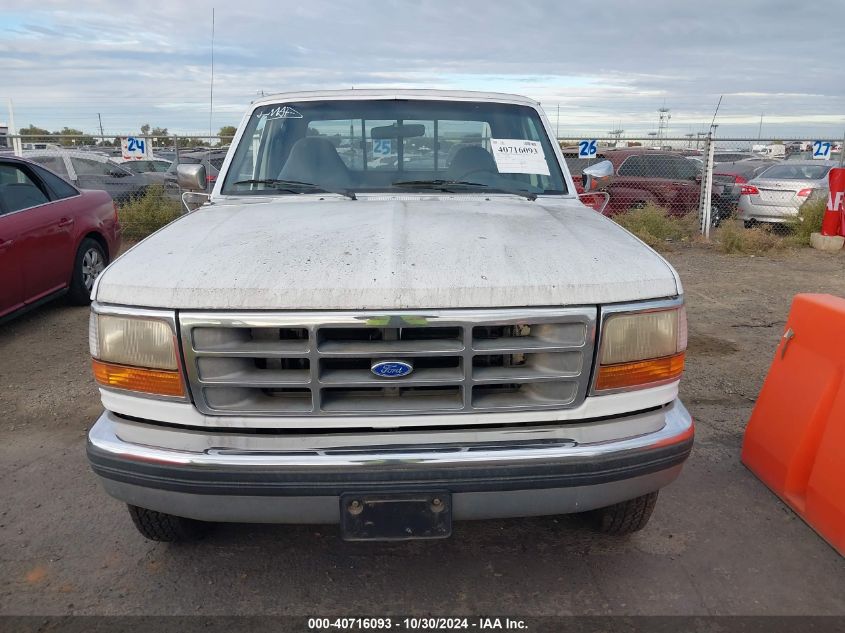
[812,141,832,160]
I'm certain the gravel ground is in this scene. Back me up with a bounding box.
[1,245,844,616]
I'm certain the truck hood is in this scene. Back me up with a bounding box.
[96,196,681,309]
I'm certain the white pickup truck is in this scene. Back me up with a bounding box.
[87,89,693,542]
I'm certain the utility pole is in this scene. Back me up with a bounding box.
[840,129,845,167]
[556,103,560,139]
[657,106,671,144]
[8,98,21,156]
[97,113,105,141]
[209,8,215,139]
[757,113,763,141]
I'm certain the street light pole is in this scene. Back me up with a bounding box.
[556,103,560,139]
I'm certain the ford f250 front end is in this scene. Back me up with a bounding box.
[86,90,693,541]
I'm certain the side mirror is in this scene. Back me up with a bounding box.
[578,191,610,214]
[581,160,613,191]
[177,163,207,191]
[181,191,210,213]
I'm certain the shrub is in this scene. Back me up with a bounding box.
[612,203,698,250]
[786,197,827,246]
[118,185,182,242]
[713,219,785,254]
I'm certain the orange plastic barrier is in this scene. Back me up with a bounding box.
[741,293,845,556]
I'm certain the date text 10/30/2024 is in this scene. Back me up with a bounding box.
[307,617,528,630]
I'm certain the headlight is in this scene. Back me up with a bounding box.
[89,311,185,397]
[594,305,686,392]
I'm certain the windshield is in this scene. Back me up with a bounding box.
[222,99,567,197]
[758,163,832,181]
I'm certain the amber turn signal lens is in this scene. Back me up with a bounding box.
[595,352,685,392]
[92,359,185,397]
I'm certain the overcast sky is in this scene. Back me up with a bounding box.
[2,0,844,140]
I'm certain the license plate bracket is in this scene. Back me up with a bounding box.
[340,492,452,541]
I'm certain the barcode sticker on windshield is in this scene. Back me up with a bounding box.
[490,139,550,176]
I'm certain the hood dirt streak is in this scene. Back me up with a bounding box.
[96,197,680,309]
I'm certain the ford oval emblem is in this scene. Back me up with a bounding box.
[371,360,414,378]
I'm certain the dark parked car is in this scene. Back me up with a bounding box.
[116,158,173,185]
[713,151,760,163]
[595,149,701,216]
[163,150,227,202]
[0,156,121,320]
[24,150,149,204]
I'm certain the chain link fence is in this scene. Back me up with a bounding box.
[2,131,842,241]
[560,135,843,237]
[1,134,228,238]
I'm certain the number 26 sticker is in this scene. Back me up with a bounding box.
[578,140,598,159]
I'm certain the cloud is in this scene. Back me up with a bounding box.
[1,0,843,138]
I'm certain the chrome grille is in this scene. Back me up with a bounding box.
[180,308,596,417]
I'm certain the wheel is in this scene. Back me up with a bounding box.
[127,505,211,542]
[744,219,758,229]
[710,205,723,228]
[629,200,647,210]
[591,491,659,535]
[67,238,107,305]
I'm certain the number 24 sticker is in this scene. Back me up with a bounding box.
[127,137,145,153]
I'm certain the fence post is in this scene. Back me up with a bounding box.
[840,129,845,167]
[698,133,715,238]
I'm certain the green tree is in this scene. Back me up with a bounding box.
[19,124,52,143]
[140,123,151,136]
[55,127,94,146]
[176,137,206,149]
[149,127,169,147]
[218,125,237,145]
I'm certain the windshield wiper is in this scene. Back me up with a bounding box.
[391,179,537,201]
[232,178,356,200]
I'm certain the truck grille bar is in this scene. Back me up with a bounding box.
[180,308,596,417]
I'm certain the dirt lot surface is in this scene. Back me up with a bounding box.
[1,246,844,616]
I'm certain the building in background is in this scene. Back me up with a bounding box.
[0,123,8,148]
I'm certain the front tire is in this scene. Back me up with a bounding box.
[127,505,211,542]
[68,238,107,305]
[710,204,724,227]
[592,491,659,535]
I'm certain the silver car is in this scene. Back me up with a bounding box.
[738,160,835,224]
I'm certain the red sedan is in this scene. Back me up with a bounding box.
[596,149,701,217]
[0,156,121,320]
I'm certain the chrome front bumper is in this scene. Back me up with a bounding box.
[87,401,694,523]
